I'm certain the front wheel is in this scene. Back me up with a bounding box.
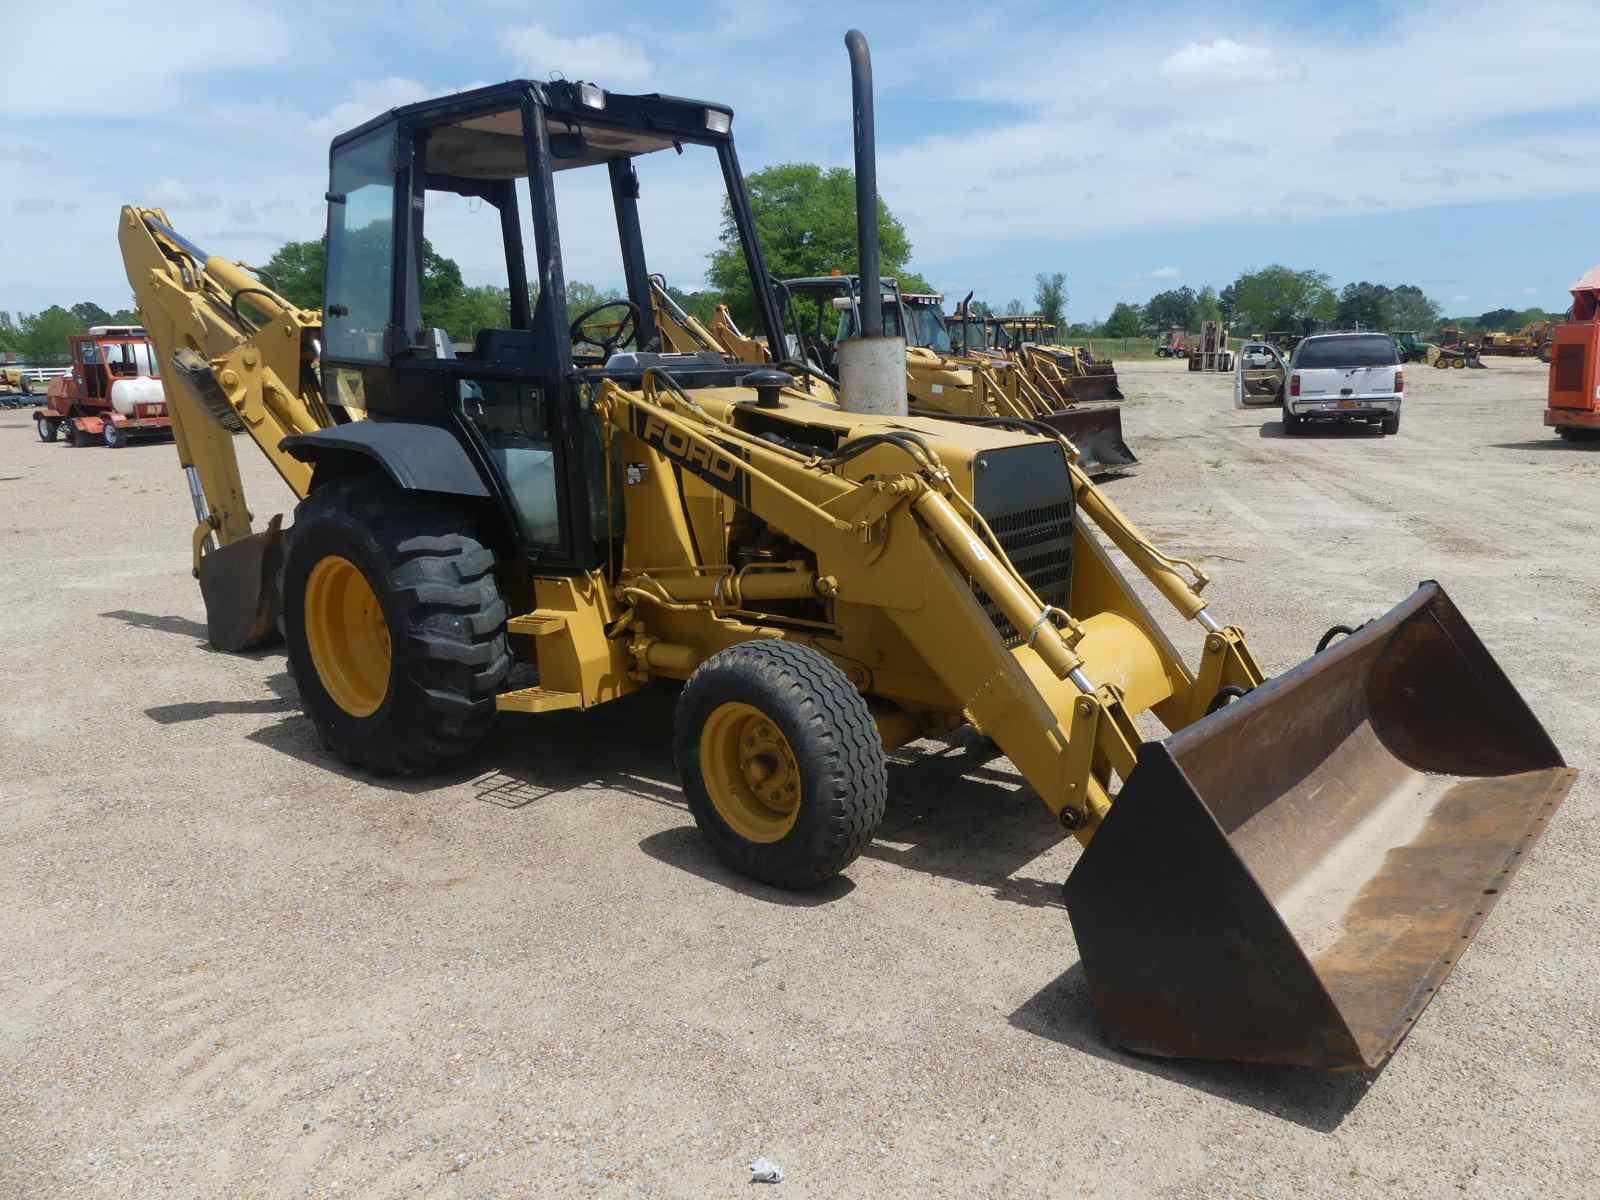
[35,417,57,443]
[103,421,126,449]
[675,640,887,889]
[281,474,512,774]
[1381,412,1400,435]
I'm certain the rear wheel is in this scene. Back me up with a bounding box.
[281,474,511,774]
[1451,356,1466,369]
[35,417,56,443]
[103,421,126,449]
[1282,407,1302,434]
[1381,412,1400,435]
[675,640,886,888]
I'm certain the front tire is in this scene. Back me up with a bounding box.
[103,421,126,449]
[281,474,511,774]
[35,417,57,443]
[675,640,887,889]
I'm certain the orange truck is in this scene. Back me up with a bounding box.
[32,325,172,448]
[1545,268,1600,442]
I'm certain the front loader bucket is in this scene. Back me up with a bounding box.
[1063,582,1574,1070]
[1061,371,1124,402]
[196,515,284,652]
[1039,405,1137,477]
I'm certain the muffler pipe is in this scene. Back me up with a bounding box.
[845,29,881,338]
[837,29,906,416]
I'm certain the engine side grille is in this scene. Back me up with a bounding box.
[968,441,1075,645]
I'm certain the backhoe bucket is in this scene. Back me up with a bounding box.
[1039,405,1137,477]
[196,515,284,652]
[1063,582,1574,1070]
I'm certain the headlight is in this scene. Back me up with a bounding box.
[577,83,606,110]
[704,108,732,134]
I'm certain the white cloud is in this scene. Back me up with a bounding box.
[0,1,289,117]
[880,1,1600,252]
[501,23,652,85]
[1158,38,1285,83]
[308,77,434,137]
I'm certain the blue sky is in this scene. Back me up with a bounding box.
[3,0,1596,322]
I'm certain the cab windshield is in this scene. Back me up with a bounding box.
[903,304,953,354]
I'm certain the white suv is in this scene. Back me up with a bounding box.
[1283,333,1403,435]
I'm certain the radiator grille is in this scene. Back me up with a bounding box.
[974,501,1073,644]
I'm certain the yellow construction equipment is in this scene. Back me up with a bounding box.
[988,315,1126,399]
[786,276,1136,476]
[119,31,1572,1071]
[653,272,1136,477]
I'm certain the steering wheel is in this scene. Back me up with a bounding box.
[569,299,641,358]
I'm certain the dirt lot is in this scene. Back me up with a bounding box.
[2,356,1596,1198]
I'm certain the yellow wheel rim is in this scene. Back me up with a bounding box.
[1452,356,1466,369]
[699,702,802,843]
[303,554,392,717]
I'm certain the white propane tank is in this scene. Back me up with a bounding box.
[836,335,907,416]
[110,376,165,416]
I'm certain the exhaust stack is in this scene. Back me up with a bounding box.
[836,29,906,417]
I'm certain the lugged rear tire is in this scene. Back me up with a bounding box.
[1381,412,1400,435]
[675,640,886,889]
[281,474,511,774]
[1282,407,1302,435]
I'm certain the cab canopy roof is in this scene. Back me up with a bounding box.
[329,79,737,181]
[782,275,899,295]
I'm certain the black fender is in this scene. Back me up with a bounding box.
[281,421,490,499]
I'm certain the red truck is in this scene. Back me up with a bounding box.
[33,326,172,447]
[1545,267,1600,441]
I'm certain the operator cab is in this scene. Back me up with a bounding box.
[775,274,902,377]
[320,80,786,570]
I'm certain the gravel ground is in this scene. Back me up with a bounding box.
[2,356,1596,1198]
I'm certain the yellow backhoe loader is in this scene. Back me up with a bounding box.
[988,315,1125,401]
[119,31,1572,1071]
[668,272,1137,477]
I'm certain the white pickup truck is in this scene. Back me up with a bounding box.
[1236,332,1403,435]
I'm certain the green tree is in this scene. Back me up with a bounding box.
[1144,285,1196,331]
[1103,302,1144,338]
[70,301,112,327]
[1034,272,1068,328]
[19,306,85,360]
[1475,307,1520,331]
[1004,298,1025,316]
[0,311,19,352]
[707,162,918,329]
[260,238,327,309]
[1194,285,1221,327]
[1335,281,1393,330]
[1387,285,1440,332]
[1229,265,1335,334]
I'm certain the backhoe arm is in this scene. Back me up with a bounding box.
[119,205,331,650]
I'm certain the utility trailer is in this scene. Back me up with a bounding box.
[32,326,172,447]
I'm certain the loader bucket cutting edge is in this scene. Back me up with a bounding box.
[1038,406,1137,476]
[1062,582,1574,1070]
[196,516,285,652]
